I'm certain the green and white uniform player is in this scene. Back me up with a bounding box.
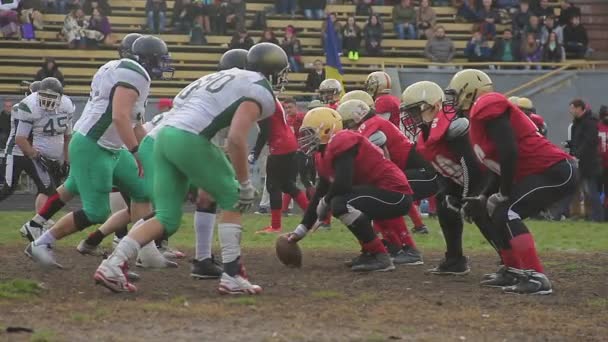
[96,67,276,293]
[28,58,153,267]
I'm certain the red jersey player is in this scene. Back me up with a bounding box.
[287,107,413,272]
[365,71,401,128]
[516,97,548,136]
[318,79,342,110]
[598,106,608,207]
[251,98,309,234]
[449,69,577,295]
[285,97,316,196]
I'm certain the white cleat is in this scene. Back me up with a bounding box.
[76,240,104,256]
[218,273,263,295]
[20,222,46,242]
[135,242,178,268]
[42,219,55,230]
[158,240,186,259]
[25,242,63,269]
[112,236,121,250]
[94,259,137,293]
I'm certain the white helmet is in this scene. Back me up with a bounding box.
[337,99,371,129]
[318,79,342,104]
[400,81,445,136]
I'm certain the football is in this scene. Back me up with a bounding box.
[275,234,303,268]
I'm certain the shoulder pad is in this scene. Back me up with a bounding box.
[446,117,470,140]
[59,96,76,114]
[14,98,42,122]
[327,130,361,156]
[368,130,387,147]
[470,92,510,121]
[117,59,151,82]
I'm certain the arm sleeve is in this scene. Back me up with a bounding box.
[300,177,330,228]
[251,118,270,160]
[15,120,34,137]
[449,134,484,196]
[324,146,357,201]
[485,114,518,197]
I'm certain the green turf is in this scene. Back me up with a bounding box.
[0,279,42,299]
[0,211,605,252]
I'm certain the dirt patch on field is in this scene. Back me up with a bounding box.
[0,246,607,342]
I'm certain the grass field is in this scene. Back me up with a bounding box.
[0,211,607,341]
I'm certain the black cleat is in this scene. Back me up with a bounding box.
[190,256,223,279]
[480,266,518,287]
[427,255,470,275]
[344,252,367,268]
[351,252,395,272]
[502,269,553,295]
[412,225,429,234]
[391,245,424,265]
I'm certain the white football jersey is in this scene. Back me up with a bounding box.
[162,68,275,142]
[6,93,75,160]
[4,104,21,156]
[74,59,150,150]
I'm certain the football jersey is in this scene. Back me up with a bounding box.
[4,104,23,156]
[163,68,275,142]
[469,92,570,181]
[326,102,338,110]
[375,94,401,128]
[286,111,305,138]
[314,130,412,194]
[7,93,74,160]
[597,121,608,168]
[357,115,413,171]
[74,59,150,150]
[416,111,464,186]
[268,100,298,155]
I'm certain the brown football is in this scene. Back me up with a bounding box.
[275,234,302,268]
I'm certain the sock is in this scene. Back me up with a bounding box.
[428,196,437,214]
[394,218,416,249]
[499,248,521,269]
[271,209,282,229]
[510,232,544,273]
[293,191,309,210]
[85,229,105,246]
[281,194,291,212]
[438,202,464,258]
[361,238,388,254]
[110,236,141,265]
[224,256,241,277]
[218,223,242,276]
[35,193,65,223]
[373,220,400,247]
[34,230,56,246]
[114,226,128,239]
[408,204,424,227]
[194,210,216,261]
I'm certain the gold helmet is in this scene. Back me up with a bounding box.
[318,79,343,104]
[365,71,392,98]
[508,96,520,104]
[445,69,493,112]
[298,107,343,155]
[400,81,445,136]
[516,97,534,114]
[340,90,375,108]
[337,99,371,130]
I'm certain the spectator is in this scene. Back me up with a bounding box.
[392,0,416,40]
[496,0,518,10]
[525,15,542,40]
[563,16,588,59]
[492,28,521,63]
[363,14,383,56]
[0,100,12,150]
[416,0,436,40]
[258,28,279,45]
[35,58,64,85]
[425,25,454,64]
[275,0,296,16]
[533,0,553,21]
[62,7,103,48]
[229,28,254,50]
[542,31,565,63]
[305,59,325,93]
[189,14,207,45]
[342,16,361,61]
[569,99,603,222]
[558,0,580,27]
[512,0,531,39]
[18,0,44,35]
[172,0,197,34]
[146,0,167,34]
[65,0,81,13]
[301,0,325,20]
[355,0,372,17]
[465,30,492,62]
[83,0,111,16]
[88,8,111,45]
[281,25,303,72]
[477,0,498,39]
[215,0,243,35]
[193,0,213,34]
[520,32,542,69]
[322,13,342,53]
[453,0,478,22]
[540,15,563,46]
[227,0,246,31]
[0,0,20,38]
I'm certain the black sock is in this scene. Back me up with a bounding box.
[85,230,105,246]
[437,202,464,258]
[224,256,240,276]
[114,226,128,239]
[346,214,376,244]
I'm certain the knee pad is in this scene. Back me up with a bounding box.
[73,209,95,231]
[218,223,242,264]
[330,196,362,226]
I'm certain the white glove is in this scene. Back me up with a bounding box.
[287,224,309,243]
[487,193,508,217]
[247,153,256,165]
[316,197,330,220]
[236,180,256,212]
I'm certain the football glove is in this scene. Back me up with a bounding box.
[247,152,257,165]
[236,180,256,212]
[461,194,487,223]
[443,194,462,214]
[316,197,331,221]
[287,224,309,243]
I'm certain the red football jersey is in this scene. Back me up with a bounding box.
[597,122,608,168]
[415,111,465,185]
[375,94,401,128]
[530,113,545,129]
[286,112,305,138]
[326,102,338,110]
[269,99,298,155]
[469,92,570,181]
[357,115,414,170]
[314,130,412,194]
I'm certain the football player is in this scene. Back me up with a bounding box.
[516,97,547,136]
[318,79,342,109]
[364,71,400,128]
[448,69,577,294]
[288,107,414,272]
[285,97,316,198]
[93,42,288,294]
[400,81,502,276]
[2,78,74,241]
[25,35,173,268]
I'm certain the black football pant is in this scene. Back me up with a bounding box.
[0,155,58,201]
[266,152,302,210]
[296,151,316,189]
[404,149,439,201]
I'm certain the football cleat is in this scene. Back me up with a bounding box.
[191,257,223,279]
[135,242,178,268]
[218,273,262,295]
[392,245,424,265]
[351,252,395,272]
[412,225,429,234]
[344,251,367,268]
[94,259,137,293]
[157,240,186,259]
[42,219,55,230]
[20,222,46,242]
[25,242,63,269]
[254,207,269,215]
[502,270,553,295]
[317,222,331,231]
[76,240,104,256]
[255,226,282,234]
[112,236,121,249]
[427,255,470,275]
[480,266,518,287]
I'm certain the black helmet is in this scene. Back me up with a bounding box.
[119,33,143,59]
[218,49,248,70]
[131,35,174,80]
[38,77,63,111]
[246,42,289,92]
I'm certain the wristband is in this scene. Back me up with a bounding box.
[294,224,308,238]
